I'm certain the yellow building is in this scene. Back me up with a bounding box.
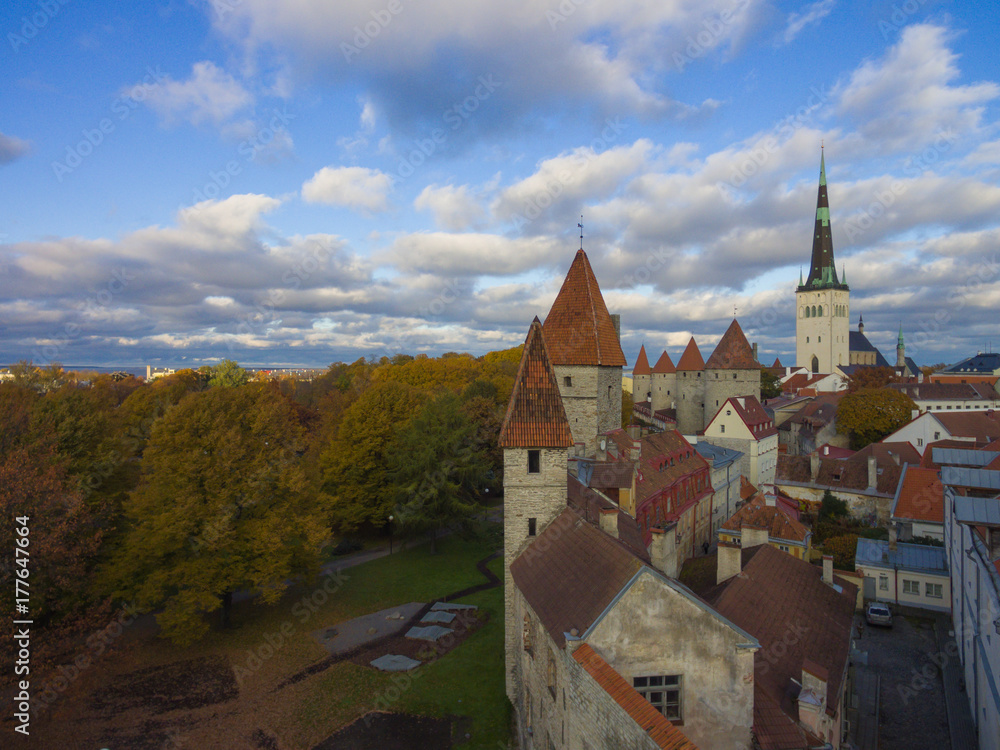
[718,491,812,560]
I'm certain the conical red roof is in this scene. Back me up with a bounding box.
[676,338,704,371]
[651,351,675,374]
[633,346,651,375]
[772,357,782,368]
[706,319,759,370]
[499,317,574,448]
[542,249,627,367]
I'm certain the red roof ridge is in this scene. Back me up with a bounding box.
[542,249,627,367]
[634,345,651,375]
[676,337,705,371]
[705,319,759,370]
[573,644,698,749]
[498,317,574,448]
[652,350,676,374]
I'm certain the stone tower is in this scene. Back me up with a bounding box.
[796,148,850,373]
[704,319,762,426]
[632,345,652,406]
[650,350,677,414]
[498,316,574,702]
[896,324,906,369]
[542,247,627,454]
[675,337,706,435]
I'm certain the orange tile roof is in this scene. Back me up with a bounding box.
[676,337,704,371]
[721,493,810,544]
[892,465,944,524]
[652,350,676,374]
[705,319,760,370]
[634,345,652,375]
[542,249,627,367]
[572,644,698,750]
[498,317,574,448]
[773,357,783,368]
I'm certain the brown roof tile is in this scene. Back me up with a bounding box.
[511,508,645,647]
[935,411,1000,441]
[633,345,652,375]
[498,317,574,448]
[705,319,760,370]
[892,465,944,524]
[709,545,857,744]
[652,350,676,374]
[542,249,627,367]
[567,475,649,563]
[676,337,705,371]
[572,644,698,750]
[605,429,708,508]
[721,493,810,544]
[709,395,777,438]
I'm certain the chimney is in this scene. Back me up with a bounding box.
[810,454,821,481]
[631,439,641,461]
[610,314,621,341]
[752,342,759,362]
[717,541,742,584]
[822,554,833,585]
[765,493,776,507]
[742,526,769,548]
[627,424,641,440]
[597,437,607,462]
[911,409,920,420]
[650,523,678,578]
[867,455,878,490]
[823,445,830,456]
[889,523,898,552]
[599,508,619,539]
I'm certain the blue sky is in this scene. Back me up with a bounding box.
[2,0,999,371]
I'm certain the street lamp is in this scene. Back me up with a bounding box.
[388,514,394,554]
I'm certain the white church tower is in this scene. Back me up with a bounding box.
[796,148,850,373]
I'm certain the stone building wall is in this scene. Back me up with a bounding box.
[796,287,850,372]
[552,364,598,452]
[597,365,623,437]
[703,370,762,428]
[675,371,705,435]
[650,371,677,413]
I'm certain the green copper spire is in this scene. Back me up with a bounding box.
[898,323,904,347]
[800,146,848,291]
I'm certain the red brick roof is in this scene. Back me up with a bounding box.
[753,685,823,750]
[652,350,676,374]
[567,475,649,563]
[511,508,645,647]
[773,358,783,368]
[634,345,652,375]
[676,337,704,371]
[776,451,904,496]
[572,644,698,750]
[542,249,627,367]
[498,317,574,448]
[705,319,760,370]
[709,545,857,748]
[721,493,810,544]
[605,429,708,508]
[934,411,1000,441]
[892,465,944,524]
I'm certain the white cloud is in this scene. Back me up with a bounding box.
[783,0,835,44]
[301,166,393,212]
[414,184,485,231]
[140,61,253,127]
[0,131,31,164]
[383,232,563,276]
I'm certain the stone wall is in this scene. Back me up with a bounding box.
[552,364,599,452]
[597,365,623,437]
[650,371,677,413]
[675,371,705,435]
[703,371,761,428]
[796,287,849,372]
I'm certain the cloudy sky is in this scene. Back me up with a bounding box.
[2,1,999,371]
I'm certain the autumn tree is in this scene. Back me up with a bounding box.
[836,388,917,449]
[760,370,782,400]
[103,383,328,644]
[845,366,899,394]
[621,388,634,428]
[390,393,489,552]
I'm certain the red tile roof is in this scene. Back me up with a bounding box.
[892,465,944,524]
[572,644,698,750]
[777,450,904,496]
[721,493,810,544]
[935,411,1000,441]
[542,249,627,367]
[498,317,574,448]
[652,350,676,374]
[634,345,652,375]
[709,545,856,748]
[708,395,777,439]
[676,337,705,371]
[772,358,783,368]
[752,684,823,750]
[567,475,649,563]
[605,429,708,508]
[511,508,645,647]
[705,319,760,370]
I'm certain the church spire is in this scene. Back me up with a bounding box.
[801,147,848,291]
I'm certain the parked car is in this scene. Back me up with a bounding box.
[866,602,893,627]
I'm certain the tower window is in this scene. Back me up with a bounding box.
[564,376,572,387]
[528,450,540,474]
[818,336,821,343]
[528,518,537,536]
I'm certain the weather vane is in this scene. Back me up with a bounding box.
[578,216,583,250]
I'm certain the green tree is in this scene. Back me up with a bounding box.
[836,388,917,449]
[760,370,782,400]
[390,393,488,553]
[818,489,849,522]
[208,359,249,388]
[621,387,634,428]
[103,384,328,644]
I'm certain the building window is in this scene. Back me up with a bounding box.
[778,544,790,552]
[528,518,537,536]
[806,336,810,343]
[528,450,540,474]
[926,583,943,599]
[903,579,919,595]
[917,438,924,447]
[878,574,888,591]
[720,424,726,434]
[634,675,682,721]
[818,336,821,343]
[547,652,557,698]
[564,376,572,387]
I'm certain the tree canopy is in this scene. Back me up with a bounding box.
[836,387,917,449]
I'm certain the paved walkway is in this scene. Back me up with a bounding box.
[935,616,979,750]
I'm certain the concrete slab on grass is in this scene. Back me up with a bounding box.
[313,602,425,656]
[405,625,453,642]
[430,602,477,611]
[370,654,422,672]
[420,611,456,624]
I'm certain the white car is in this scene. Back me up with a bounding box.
[865,602,893,627]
